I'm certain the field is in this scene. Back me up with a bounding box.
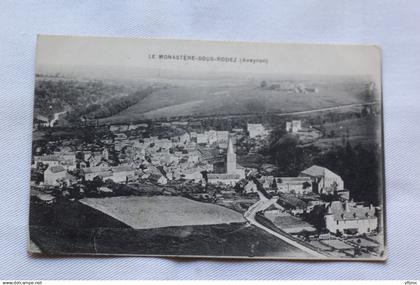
[29,199,310,258]
[98,77,374,123]
[80,196,245,229]
[265,213,316,233]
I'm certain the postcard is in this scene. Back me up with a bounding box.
[29,35,385,260]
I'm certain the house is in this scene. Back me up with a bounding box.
[149,173,168,185]
[44,165,76,186]
[247,123,268,138]
[155,138,172,150]
[244,180,258,194]
[207,130,218,145]
[82,167,113,181]
[216,131,229,143]
[260,175,275,189]
[207,173,242,186]
[276,177,313,195]
[187,151,201,163]
[299,165,344,195]
[277,193,307,215]
[286,120,302,133]
[182,168,204,182]
[178,133,191,145]
[82,166,135,183]
[34,115,50,128]
[84,151,105,167]
[196,133,208,144]
[111,166,136,183]
[33,155,61,167]
[324,201,378,235]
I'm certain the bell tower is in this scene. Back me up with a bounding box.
[226,137,236,174]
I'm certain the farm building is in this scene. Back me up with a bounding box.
[324,201,378,235]
[299,165,344,195]
[44,165,76,186]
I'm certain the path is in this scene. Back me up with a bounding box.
[49,111,66,127]
[244,190,327,258]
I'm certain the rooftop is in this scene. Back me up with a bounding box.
[326,201,376,221]
[300,165,339,178]
[208,173,241,180]
[47,165,66,173]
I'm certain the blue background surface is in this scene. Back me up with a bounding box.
[1,0,419,280]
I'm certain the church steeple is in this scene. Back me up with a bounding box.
[226,137,236,174]
[228,136,234,154]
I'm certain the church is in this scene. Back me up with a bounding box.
[207,137,245,185]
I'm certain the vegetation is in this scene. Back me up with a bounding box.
[34,78,131,117]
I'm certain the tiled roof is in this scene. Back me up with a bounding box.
[327,201,376,221]
[208,173,241,180]
[36,155,60,161]
[112,166,135,173]
[300,165,326,177]
[48,166,65,173]
[278,177,312,183]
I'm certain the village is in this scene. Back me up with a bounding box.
[31,116,384,258]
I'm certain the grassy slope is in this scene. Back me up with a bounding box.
[100,78,372,123]
[80,196,246,229]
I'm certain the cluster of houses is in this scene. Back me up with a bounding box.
[33,123,260,188]
[252,164,379,235]
[32,120,379,237]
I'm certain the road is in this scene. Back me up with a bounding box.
[272,101,378,118]
[244,190,327,258]
[149,101,380,123]
[49,111,66,127]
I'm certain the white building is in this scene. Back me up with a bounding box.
[149,173,168,185]
[299,165,344,195]
[178,133,191,145]
[44,165,75,186]
[244,180,258,194]
[216,131,229,143]
[207,130,217,145]
[286,120,302,133]
[34,155,61,167]
[82,166,136,183]
[196,133,208,144]
[276,177,313,195]
[324,201,378,235]
[247,123,268,138]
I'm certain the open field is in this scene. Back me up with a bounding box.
[265,213,316,233]
[80,196,245,229]
[29,199,309,258]
[98,77,374,123]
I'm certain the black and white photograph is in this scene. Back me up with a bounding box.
[29,35,385,260]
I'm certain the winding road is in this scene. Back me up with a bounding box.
[49,111,66,127]
[244,190,327,258]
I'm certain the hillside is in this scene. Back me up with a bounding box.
[80,196,246,229]
[34,76,377,125]
[100,77,376,123]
